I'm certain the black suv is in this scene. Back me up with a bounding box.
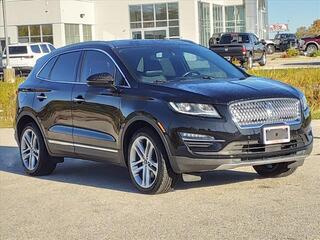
[15,40,313,194]
[274,33,298,51]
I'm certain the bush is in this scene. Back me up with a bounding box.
[249,68,320,119]
[309,50,320,57]
[286,48,300,57]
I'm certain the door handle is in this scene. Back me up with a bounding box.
[36,93,47,101]
[73,95,85,103]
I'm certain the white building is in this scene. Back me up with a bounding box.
[0,0,268,49]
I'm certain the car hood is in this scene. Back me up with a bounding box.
[154,77,299,104]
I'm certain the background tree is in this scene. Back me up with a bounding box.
[296,19,320,37]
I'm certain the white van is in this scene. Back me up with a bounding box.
[2,43,55,71]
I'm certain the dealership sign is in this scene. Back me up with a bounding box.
[269,24,289,32]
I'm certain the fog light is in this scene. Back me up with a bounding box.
[179,132,215,141]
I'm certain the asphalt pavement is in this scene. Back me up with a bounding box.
[0,122,319,240]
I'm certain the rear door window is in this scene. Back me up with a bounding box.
[31,45,41,53]
[49,51,81,82]
[40,44,49,53]
[38,56,57,79]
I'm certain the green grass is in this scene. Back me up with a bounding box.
[249,68,320,119]
[0,68,319,128]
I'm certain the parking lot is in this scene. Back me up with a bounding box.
[0,121,319,240]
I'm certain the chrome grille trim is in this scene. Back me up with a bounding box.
[229,98,301,129]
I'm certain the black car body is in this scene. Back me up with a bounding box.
[209,32,267,69]
[273,33,298,51]
[15,40,313,194]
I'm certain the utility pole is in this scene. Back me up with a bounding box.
[1,0,15,82]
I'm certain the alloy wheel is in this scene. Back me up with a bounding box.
[21,129,40,171]
[129,136,158,189]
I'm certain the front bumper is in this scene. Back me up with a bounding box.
[173,144,312,173]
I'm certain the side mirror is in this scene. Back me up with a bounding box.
[87,72,114,88]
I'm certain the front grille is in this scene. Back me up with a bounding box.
[229,98,301,128]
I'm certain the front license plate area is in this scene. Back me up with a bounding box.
[263,125,290,145]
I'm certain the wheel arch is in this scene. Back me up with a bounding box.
[120,115,178,173]
[16,112,49,151]
[306,42,319,49]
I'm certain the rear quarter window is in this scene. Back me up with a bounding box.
[8,46,28,55]
[38,56,57,79]
[49,51,81,82]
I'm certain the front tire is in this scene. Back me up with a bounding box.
[127,128,178,194]
[19,123,57,176]
[266,44,275,54]
[253,162,297,178]
[306,44,318,55]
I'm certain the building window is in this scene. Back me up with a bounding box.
[198,2,210,47]
[65,24,80,45]
[18,24,53,44]
[83,25,92,41]
[225,5,245,32]
[212,4,224,33]
[129,2,179,39]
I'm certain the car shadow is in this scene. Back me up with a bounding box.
[0,146,259,194]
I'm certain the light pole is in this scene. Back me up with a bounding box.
[1,0,15,82]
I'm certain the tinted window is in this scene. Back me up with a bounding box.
[117,44,245,83]
[219,34,250,44]
[31,45,41,53]
[40,44,49,53]
[38,56,57,79]
[8,46,27,55]
[80,50,115,82]
[50,51,81,82]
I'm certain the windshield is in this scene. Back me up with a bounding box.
[116,44,246,83]
[219,34,250,44]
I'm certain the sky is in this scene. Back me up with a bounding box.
[268,0,320,37]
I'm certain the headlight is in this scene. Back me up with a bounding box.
[169,102,221,118]
[301,95,309,111]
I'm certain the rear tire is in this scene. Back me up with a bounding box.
[259,52,267,66]
[253,162,297,178]
[19,123,57,176]
[245,54,253,69]
[127,127,179,194]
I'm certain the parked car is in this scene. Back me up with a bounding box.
[299,35,320,54]
[209,32,267,69]
[273,33,298,52]
[15,40,313,194]
[2,42,55,73]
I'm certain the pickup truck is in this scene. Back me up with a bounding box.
[209,32,267,69]
[299,34,320,54]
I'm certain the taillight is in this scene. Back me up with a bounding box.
[242,46,246,55]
